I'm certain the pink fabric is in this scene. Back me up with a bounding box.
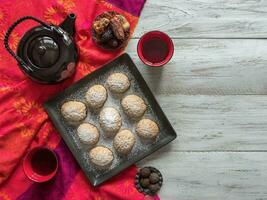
[107,0,146,16]
[0,0,160,199]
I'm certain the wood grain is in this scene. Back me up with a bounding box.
[127,39,267,95]
[133,0,267,38]
[138,152,267,200]
[130,1,267,199]
[154,95,267,151]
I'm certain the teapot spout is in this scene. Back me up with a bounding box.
[59,13,76,37]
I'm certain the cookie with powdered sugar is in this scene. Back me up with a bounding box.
[121,94,147,119]
[106,73,130,93]
[99,107,122,137]
[136,119,159,141]
[61,100,87,124]
[85,85,107,109]
[89,146,114,170]
[77,123,99,146]
[113,129,135,155]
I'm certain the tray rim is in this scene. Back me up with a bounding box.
[44,53,177,186]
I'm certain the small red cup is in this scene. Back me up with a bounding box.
[137,31,174,67]
[23,147,58,183]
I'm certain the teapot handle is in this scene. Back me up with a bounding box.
[3,16,50,72]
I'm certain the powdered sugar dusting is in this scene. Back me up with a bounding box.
[89,146,113,167]
[77,123,99,145]
[121,94,146,118]
[99,107,121,134]
[85,85,107,108]
[54,62,168,180]
[107,72,130,93]
[114,130,135,154]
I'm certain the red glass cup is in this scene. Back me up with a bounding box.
[23,147,58,183]
[137,31,174,67]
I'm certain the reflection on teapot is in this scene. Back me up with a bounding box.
[4,13,78,84]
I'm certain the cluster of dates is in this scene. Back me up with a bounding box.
[93,11,130,49]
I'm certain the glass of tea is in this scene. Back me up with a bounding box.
[137,31,174,67]
[23,147,58,183]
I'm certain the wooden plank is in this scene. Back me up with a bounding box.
[132,2,267,200]
[127,39,267,95]
[134,0,267,38]
[155,95,267,151]
[138,152,267,200]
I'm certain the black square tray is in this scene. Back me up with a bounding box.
[44,53,177,186]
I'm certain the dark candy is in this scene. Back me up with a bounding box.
[148,183,160,194]
[149,172,160,184]
[140,167,151,178]
[140,178,150,188]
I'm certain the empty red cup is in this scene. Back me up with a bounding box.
[137,31,174,67]
[23,147,58,183]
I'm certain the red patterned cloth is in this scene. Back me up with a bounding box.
[0,0,159,199]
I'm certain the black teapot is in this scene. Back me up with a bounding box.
[4,13,78,84]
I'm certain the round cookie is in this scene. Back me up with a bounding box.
[99,107,122,137]
[113,130,135,155]
[121,95,147,119]
[85,85,107,109]
[61,101,87,123]
[77,123,99,146]
[136,119,159,140]
[89,146,114,169]
[107,73,130,93]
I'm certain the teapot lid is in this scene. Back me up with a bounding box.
[27,36,59,68]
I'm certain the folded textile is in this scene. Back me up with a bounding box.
[0,0,159,199]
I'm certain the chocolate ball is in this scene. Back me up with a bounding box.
[140,167,151,178]
[148,183,160,194]
[149,172,160,184]
[140,178,150,188]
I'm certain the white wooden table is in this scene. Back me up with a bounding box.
[126,1,267,199]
